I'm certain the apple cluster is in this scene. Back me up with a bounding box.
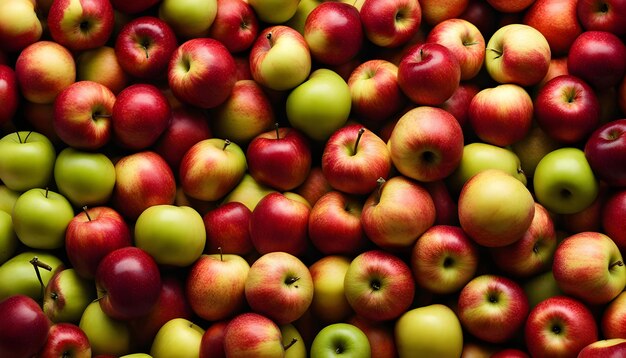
[1,0,626,357]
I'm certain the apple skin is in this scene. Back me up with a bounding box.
[203,202,254,256]
[585,119,626,187]
[309,255,353,324]
[208,0,258,53]
[110,0,159,14]
[0,211,18,265]
[76,46,129,95]
[523,0,583,56]
[310,323,371,358]
[601,291,626,339]
[247,0,300,24]
[0,65,18,126]
[0,251,64,302]
[0,294,50,358]
[360,0,422,48]
[578,339,626,358]
[524,296,598,358]
[221,173,276,212]
[487,0,534,12]
[398,42,461,106]
[602,190,626,253]
[347,315,396,358]
[577,0,626,37]
[0,0,42,53]
[150,318,205,358]
[567,30,626,90]
[222,312,285,357]
[43,268,95,324]
[47,0,115,52]
[0,131,57,192]
[199,320,229,358]
[158,0,217,38]
[39,323,91,358]
[295,166,333,207]
[79,301,131,356]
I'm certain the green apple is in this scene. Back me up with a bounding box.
[54,147,116,207]
[523,270,563,309]
[284,0,322,34]
[150,318,205,358]
[0,131,56,192]
[248,0,301,24]
[286,68,352,141]
[395,304,463,358]
[134,205,206,267]
[158,0,217,38]
[12,188,75,249]
[281,323,307,358]
[0,251,63,301]
[0,185,20,214]
[222,173,276,211]
[79,301,131,356]
[0,211,18,264]
[43,268,95,323]
[533,147,599,214]
[447,142,526,193]
[310,323,371,358]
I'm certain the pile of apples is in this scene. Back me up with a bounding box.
[2,0,626,357]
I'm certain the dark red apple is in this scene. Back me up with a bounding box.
[567,30,626,89]
[585,118,626,187]
[203,201,254,256]
[39,323,91,358]
[0,295,50,358]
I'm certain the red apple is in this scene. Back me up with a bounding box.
[294,166,333,207]
[200,320,229,358]
[208,0,259,53]
[601,291,626,339]
[0,65,18,126]
[360,0,422,48]
[348,315,397,358]
[577,0,626,37]
[567,30,626,90]
[578,338,626,358]
[585,119,626,187]
[47,0,115,52]
[601,190,626,253]
[438,82,479,128]
[420,0,468,26]
[109,0,159,14]
[523,0,583,56]
[39,323,91,358]
[0,295,50,358]
[203,201,254,256]
[223,312,285,357]
[423,180,459,226]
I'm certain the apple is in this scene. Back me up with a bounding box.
[0,65,18,126]
[423,180,458,226]
[388,106,464,182]
[487,0,534,12]
[0,0,42,53]
[438,82,478,129]
[577,0,626,37]
[76,46,129,94]
[602,190,626,254]
[158,0,217,38]
[208,0,258,53]
[0,185,19,214]
[223,312,285,357]
[247,0,300,24]
[309,255,353,324]
[43,268,94,323]
[468,84,534,147]
[150,318,205,358]
[491,348,529,358]
[484,24,551,87]
[245,251,314,325]
[0,131,56,192]
[0,294,50,358]
[511,125,562,180]
[585,119,626,187]
[601,290,626,339]
[310,323,371,358]
[523,0,583,56]
[14,40,76,104]
[79,301,131,356]
[47,0,115,52]
[39,323,91,358]
[524,296,598,358]
[114,16,178,79]
[53,80,116,150]
[199,320,229,358]
[360,0,422,48]
[0,251,63,301]
[395,304,464,358]
[458,274,530,344]
[523,270,564,309]
[578,339,626,358]
[411,225,479,295]
[347,315,396,358]
[168,37,237,109]
[110,0,159,14]
[533,147,600,214]
[567,30,626,90]
[221,173,276,211]
[398,42,461,106]
[280,323,307,358]
[134,204,206,267]
[0,211,18,265]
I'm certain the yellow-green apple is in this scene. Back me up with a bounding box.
[134,204,206,267]
[361,176,436,249]
[79,301,131,356]
[150,318,205,358]
[247,126,312,191]
[284,0,322,34]
[585,119,626,187]
[601,291,626,338]
[304,2,363,66]
[223,312,285,357]
[0,0,42,53]
[348,315,396,358]
[523,0,582,56]
[110,0,159,14]
[186,253,250,321]
[0,251,63,301]
[511,125,562,180]
[158,0,216,38]
[577,0,626,37]
[394,304,463,358]
[295,166,333,207]
[39,323,91,358]
[308,255,353,324]
[458,169,535,247]
[602,190,626,252]
[308,191,367,255]
[245,251,314,325]
[0,185,19,214]
[0,211,18,265]
[43,268,94,323]
[203,202,254,255]
[388,106,464,182]
[426,18,486,80]
[398,43,461,106]
[360,0,421,48]
[76,46,129,94]
[322,124,392,194]
[168,38,237,108]
[458,274,530,344]
[221,173,276,211]
[12,188,74,250]
[53,81,116,150]
[208,0,258,53]
[95,246,161,320]
[0,131,56,192]
[199,319,229,358]
[114,16,178,79]
[280,323,307,358]
[419,0,468,26]
[578,339,626,357]
[567,31,626,89]
[485,24,551,87]
[553,231,626,305]
[247,0,299,24]
[490,203,557,278]
[179,138,247,202]
[310,323,371,358]
[535,75,600,144]
[486,0,534,12]
[468,84,533,146]
[344,250,415,321]
[153,106,212,173]
[111,151,177,220]
[533,147,599,214]
[438,82,479,128]
[112,83,171,150]
[65,206,132,279]
[0,65,18,126]
[286,68,351,141]
[210,79,275,146]
[411,224,479,295]
[0,294,50,358]
[524,296,598,358]
[15,40,76,104]
[523,270,564,309]
[347,59,406,123]
[250,25,311,91]
[46,0,114,52]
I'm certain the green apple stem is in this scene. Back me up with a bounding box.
[353,128,365,155]
[610,260,624,270]
[82,206,92,221]
[29,256,52,300]
[275,123,280,140]
[283,338,298,351]
[223,139,231,150]
[487,48,503,59]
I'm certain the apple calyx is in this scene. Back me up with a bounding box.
[370,277,382,291]
[266,32,274,48]
[610,260,624,270]
[223,139,231,151]
[285,276,301,288]
[283,337,298,351]
[82,206,92,221]
[353,128,366,156]
[15,131,33,144]
[92,111,111,120]
[30,256,52,299]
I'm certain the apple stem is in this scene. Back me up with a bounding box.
[487,48,503,59]
[283,338,298,351]
[143,45,149,59]
[275,123,280,140]
[15,131,22,143]
[82,206,92,221]
[375,177,386,202]
[30,256,52,300]
[223,139,231,150]
[353,128,365,155]
[218,246,223,261]
[610,260,624,270]
[45,187,49,198]
[266,32,274,47]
